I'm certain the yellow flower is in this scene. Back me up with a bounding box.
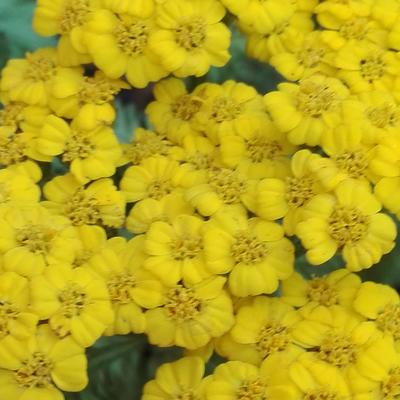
[126,193,193,234]
[120,155,202,203]
[0,324,87,399]
[0,48,63,106]
[50,69,127,125]
[144,215,211,286]
[335,42,400,94]
[83,5,168,88]
[353,281,400,345]
[281,269,362,311]
[203,208,294,297]
[150,0,231,77]
[223,297,301,365]
[296,179,396,270]
[269,31,336,82]
[87,235,164,336]
[145,78,203,144]
[255,149,323,235]
[33,0,99,66]
[36,115,122,184]
[264,75,349,146]
[309,124,373,191]
[370,134,400,178]
[30,264,113,347]
[0,204,78,277]
[43,173,125,228]
[145,276,234,349]
[0,272,38,342]
[142,357,207,400]
[219,118,296,180]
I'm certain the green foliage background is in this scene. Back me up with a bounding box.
[1,1,400,398]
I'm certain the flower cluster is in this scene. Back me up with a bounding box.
[1,0,400,399]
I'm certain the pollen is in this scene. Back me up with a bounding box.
[16,225,55,254]
[25,53,56,82]
[0,300,19,339]
[236,378,266,400]
[78,75,122,105]
[62,130,95,162]
[15,352,53,388]
[231,231,267,265]
[360,55,385,82]
[59,0,90,34]
[328,206,369,247]
[187,153,215,170]
[125,133,171,165]
[297,46,325,69]
[114,16,149,56]
[339,18,369,41]
[208,168,247,204]
[246,137,282,163]
[0,133,27,166]
[304,389,339,400]
[171,235,203,261]
[175,390,199,400]
[210,97,243,123]
[285,175,316,208]
[334,151,369,179]
[318,332,358,368]
[382,367,400,399]
[0,103,25,131]
[175,18,206,51]
[64,188,101,226]
[147,179,173,200]
[72,249,93,268]
[58,283,87,318]
[307,277,339,306]
[296,81,337,117]
[171,94,202,121]
[366,103,400,128]
[256,321,290,359]
[165,286,202,322]
[107,273,136,304]
[376,304,400,340]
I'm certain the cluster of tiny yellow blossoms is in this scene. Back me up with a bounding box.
[1,0,400,399]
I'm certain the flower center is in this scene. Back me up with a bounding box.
[78,76,122,105]
[256,322,290,359]
[108,273,136,304]
[171,94,202,121]
[304,389,339,400]
[15,352,53,388]
[175,18,206,51]
[247,137,282,163]
[286,175,315,208]
[125,134,170,165]
[16,225,55,254]
[0,132,26,165]
[165,286,202,322]
[236,378,266,400]
[328,206,369,246]
[62,130,95,162]
[58,283,87,318]
[0,299,19,339]
[339,17,369,40]
[72,249,93,268]
[296,82,337,117]
[208,168,247,204]
[360,55,385,82]
[0,103,24,131]
[187,153,215,170]
[376,304,400,340]
[65,188,100,226]
[171,235,203,260]
[307,277,338,306]
[382,367,400,399]
[147,179,173,200]
[318,333,358,368]
[334,151,368,179]
[25,53,56,82]
[210,97,243,123]
[366,103,400,128]
[175,391,199,400]
[297,46,325,68]
[114,16,149,56]
[60,0,90,34]
[231,231,267,265]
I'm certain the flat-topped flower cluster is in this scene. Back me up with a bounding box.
[1,0,400,399]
